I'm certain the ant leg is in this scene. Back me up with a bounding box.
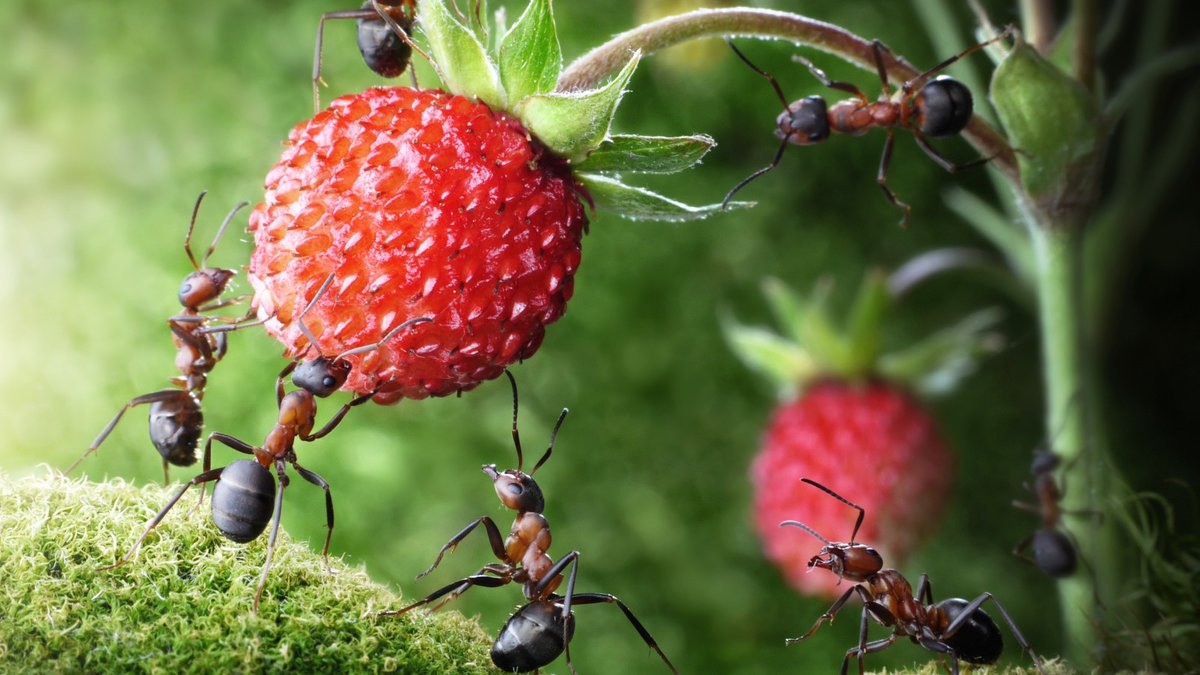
[876,129,912,226]
[253,467,288,613]
[416,516,508,578]
[726,40,792,110]
[870,40,892,96]
[913,131,992,174]
[168,318,217,368]
[944,592,1044,674]
[293,461,335,572]
[313,8,378,112]
[786,584,863,644]
[67,389,189,475]
[722,134,791,209]
[197,432,260,507]
[840,634,899,675]
[914,573,934,605]
[792,54,870,102]
[99,466,225,571]
[428,564,512,612]
[902,25,1015,95]
[567,592,680,675]
[302,389,376,441]
[379,573,511,616]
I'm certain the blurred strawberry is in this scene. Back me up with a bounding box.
[250,0,739,402]
[725,272,1003,597]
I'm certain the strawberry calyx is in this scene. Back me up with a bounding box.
[416,0,747,221]
[724,267,1006,400]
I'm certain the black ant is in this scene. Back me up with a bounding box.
[101,273,431,612]
[1013,446,1096,577]
[381,371,678,674]
[724,26,1013,225]
[312,0,432,112]
[782,478,1044,675]
[67,192,251,483]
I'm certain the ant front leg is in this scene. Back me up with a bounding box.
[312,8,378,112]
[785,584,864,644]
[845,599,898,675]
[293,461,336,571]
[912,131,993,174]
[99,466,226,570]
[302,389,376,441]
[567,592,680,675]
[380,573,511,617]
[876,129,913,226]
[417,516,508,578]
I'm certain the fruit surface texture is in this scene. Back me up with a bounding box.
[249,87,587,402]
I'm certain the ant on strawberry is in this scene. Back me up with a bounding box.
[312,0,429,111]
[781,478,1044,675]
[724,26,1013,225]
[102,273,431,612]
[67,192,252,483]
[382,371,678,674]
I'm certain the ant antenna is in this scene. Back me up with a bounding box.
[801,478,866,543]
[505,370,525,472]
[183,191,209,270]
[335,315,432,359]
[184,193,250,270]
[530,408,568,477]
[295,272,338,356]
[721,40,797,209]
[780,520,831,546]
[370,0,447,85]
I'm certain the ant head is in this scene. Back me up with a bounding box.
[178,268,236,309]
[913,76,973,138]
[1030,447,1061,475]
[780,478,885,583]
[357,0,414,78]
[777,96,830,145]
[483,464,545,514]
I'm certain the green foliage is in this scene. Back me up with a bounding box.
[0,472,495,672]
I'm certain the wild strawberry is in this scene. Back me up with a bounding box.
[249,0,740,402]
[726,272,1003,598]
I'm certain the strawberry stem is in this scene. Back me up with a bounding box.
[556,8,1018,183]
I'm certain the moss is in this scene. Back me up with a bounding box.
[0,471,497,673]
[867,661,1076,675]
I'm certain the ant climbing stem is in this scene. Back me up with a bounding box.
[382,371,677,674]
[723,25,1014,226]
[781,478,1044,675]
[67,192,253,483]
[101,271,432,613]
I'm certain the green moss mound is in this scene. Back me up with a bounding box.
[0,471,496,673]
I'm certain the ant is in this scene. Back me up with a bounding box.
[724,26,1014,225]
[1012,445,1098,577]
[381,371,678,674]
[67,192,251,483]
[101,273,431,612]
[312,0,431,112]
[781,478,1043,675]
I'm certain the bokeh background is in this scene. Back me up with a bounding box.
[2,1,1197,672]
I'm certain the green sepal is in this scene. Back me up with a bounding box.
[516,51,641,162]
[795,280,855,377]
[761,277,808,346]
[577,173,752,221]
[843,270,890,375]
[991,40,1103,206]
[498,0,561,103]
[721,319,817,399]
[877,307,1006,396]
[418,0,505,109]
[573,134,715,174]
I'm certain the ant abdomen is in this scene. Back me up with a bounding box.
[1030,529,1078,577]
[149,397,203,467]
[356,1,413,78]
[211,460,276,543]
[934,597,1003,665]
[491,600,576,673]
[915,77,974,138]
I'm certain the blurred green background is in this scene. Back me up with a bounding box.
[2,1,1197,672]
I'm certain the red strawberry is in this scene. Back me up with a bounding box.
[726,273,1002,598]
[751,379,953,598]
[248,87,585,401]
[249,0,732,402]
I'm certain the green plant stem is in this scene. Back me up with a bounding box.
[557,8,1018,183]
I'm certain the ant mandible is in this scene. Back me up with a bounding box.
[102,273,431,612]
[312,0,433,112]
[724,26,1014,225]
[381,371,678,674]
[67,192,251,483]
[782,478,1044,675]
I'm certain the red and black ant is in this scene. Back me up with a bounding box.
[382,371,678,674]
[723,26,1013,225]
[312,0,429,111]
[102,273,431,612]
[67,192,251,483]
[782,478,1044,675]
[1013,445,1097,578]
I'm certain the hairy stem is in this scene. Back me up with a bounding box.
[557,8,1017,183]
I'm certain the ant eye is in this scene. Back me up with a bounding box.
[506,483,524,496]
[323,376,337,388]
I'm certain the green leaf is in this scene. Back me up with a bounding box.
[577,173,753,222]
[516,51,640,162]
[498,0,561,103]
[721,321,816,398]
[877,307,1006,396]
[573,134,715,174]
[991,40,1103,203]
[417,0,504,109]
